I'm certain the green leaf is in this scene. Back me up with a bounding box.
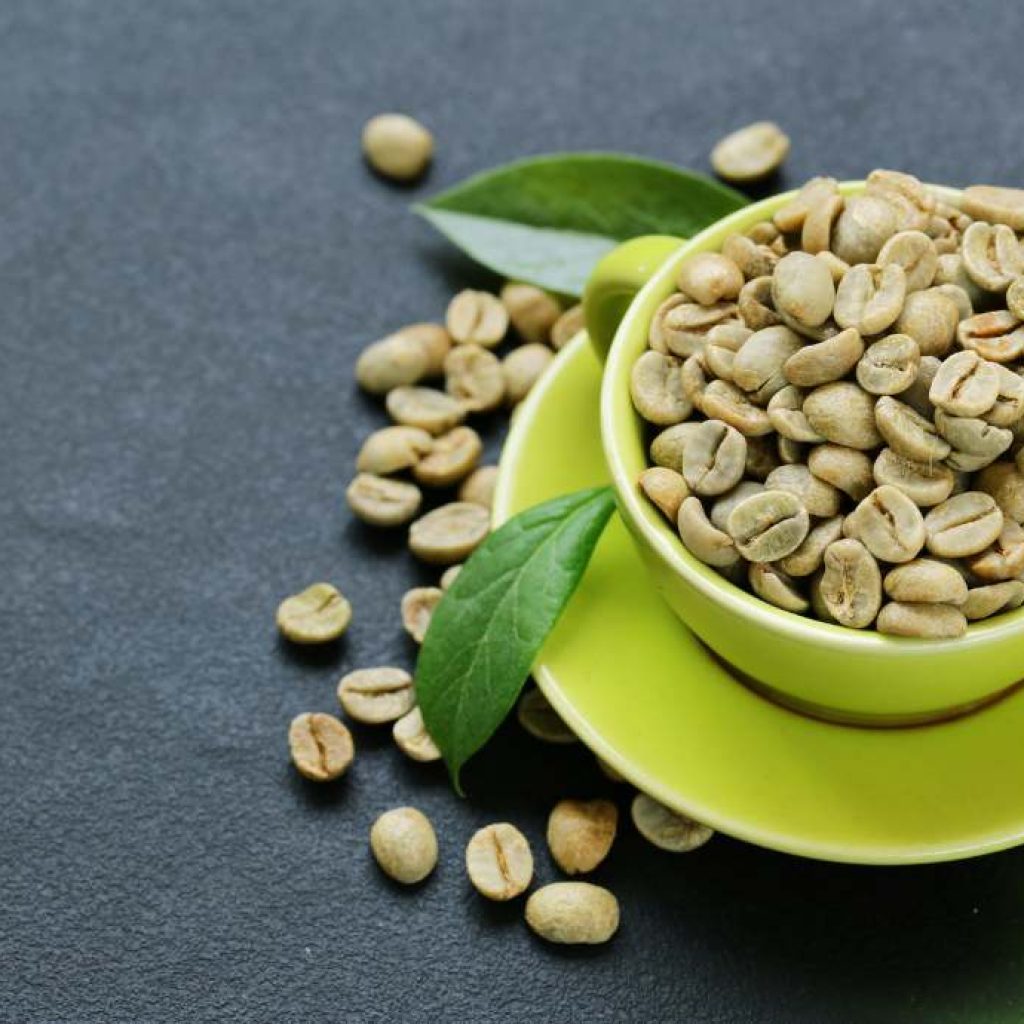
[415,486,617,792]
[414,153,747,296]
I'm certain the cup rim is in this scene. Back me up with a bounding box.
[600,180,1024,655]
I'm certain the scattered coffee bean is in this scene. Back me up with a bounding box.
[525,882,620,945]
[500,282,562,344]
[338,667,415,724]
[357,426,433,475]
[466,823,534,900]
[630,793,714,852]
[546,799,618,875]
[503,343,555,404]
[446,289,509,348]
[347,473,423,527]
[288,712,354,781]
[459,465,499,508]
[550,303,585,349]
[392,707,441,762]
[276,583,352,643]
[356,331,430,395]
[444,344,505,411]
[370,807,438,884]
[710,121,789,183]
[362,113,433,181]
[400,586,444,643]
[517,688,577,744]
[439,564,462,590]
[408,502,490,564]
[413,426,482,487]
[386,386,465,435]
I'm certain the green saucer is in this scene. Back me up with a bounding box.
[494,333,1024,865]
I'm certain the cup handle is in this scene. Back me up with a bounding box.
[582,235,685,362]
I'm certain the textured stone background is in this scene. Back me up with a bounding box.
[3,1,1023,1020]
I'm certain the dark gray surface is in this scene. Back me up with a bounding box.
[3,2,1024,1021]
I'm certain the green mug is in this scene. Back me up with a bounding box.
[582,182,1024,725]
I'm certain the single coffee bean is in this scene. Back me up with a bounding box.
[392,707,441,762]
[961,221,1024,292]
[877,230,938,291]
[386,386,466,435]
[357,425,433,475]
[773,176,840,233]
[639,467,691,523]
[816,538,883,628]
[710,121,789,183]
[901,355,941,417]
[459,464,499,508]
[630,351,692,425]
[678,496,741,567]
[737,276,781,330]
[962,580,1024,620]
[830,194,898,264]
[699,379,774,436]
[748,221,781,244]
[856,334,920,396]
[732,325,804,402]
[356,332,429,394]
[517,687,577,744]
[413,426,482,487]
[680,352,709,408]
[631,793,714,852]
[984,365,1024,427]
[815,249,850,283]
[400,586,444,644]
[779,515,845,577]
[766,464,841,517]
[924,492,1004,558]
[444,344,506,411]
[934,253,985,305]
[401,323,453,377]
[807,444,875,501]
[872,448,955,507]
[547,799,619,875]
[929,350,1000,417]
[771,252,835,328]
[525,882,620,945]
[503,343,555,404]
[370,807,438,884]
[347,473,423,527]
[834,263,907,336]
[957,310,1024,364]
[801,193,845,253]
[884,559,968,605]
[500,282,562,344]
[895,289,959,357]
[288,712,354,782]
[277,582,352,643]
[722,233,778,279]
[1007,278,1024,321]
[656,299,740,356]
[551,303,585,349]
[466,823,534,900]
[967,518,1024,581]
[408,502,490,564]
[783,327,864,388]
[874,396,950,462]
[866,169,935,231]
[709,481,766,531]
[439,564,462,590]
[804,383,882,450]
[843,485,926,563]
[934,410,1012,465]
[676,252,745,305]
[977,461,1024,522]
[683,420,747,496]
[362,113,432,181]
[962,185,1024,231]
[876,602,967,639]
[338,666,415,724]
[726,489,809,563]
[704,322,752,380]
[446,289,509,348]
[767,386,825,442]
[650,422,703,470]
[749,562,809,613]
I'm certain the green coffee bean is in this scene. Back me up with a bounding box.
[682,420,747,496]
[749,562,809,613]
[843,485,926,563]
[957,311,1024,364]
[525,883,620,945]
[962,580,1024,620]
[883,559,968,605]
[967,518,1024,581]
[500,282,562,344]
[677,252,745,305]
[876,602,966,638]
[856,334,920,396]
[877,230,938,291]
[895,289,959,357]
[347,473,423,527]
[289,712,354,781]
[783,327,864,388]
[639,467,690,523]
[731,325,803,402]
[831,194,897,264]
[726,489,809,562]
[446,289,509,348]
[710,121,790,183]
[767,386,825,442]
[961,222,1024,292]
[766,464,841,517]
[678,497,741,567]
[772,252,835,328]
[804,383,882,450]
[338,667,415,724]
[357,426,433,475]
[778,515,845,577]
[834,263,906,336]
[962,186,1024,230]
[874,396,950,462]
[277,583,352,643]
[630,351,692,425]
[929,350,1000,416]
[924,492,1004,558]
[872,448,954,507]
[977,461,1024,522]
[815,539,882,629]
[807,444,875,501]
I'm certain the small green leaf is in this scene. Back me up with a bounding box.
[415,153,747,296]
[415,486,617,792]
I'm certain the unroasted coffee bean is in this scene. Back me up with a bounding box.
[630,351,692,425]
[500,282,562,344]
[773,176,839,233]
[525,882,620,945]
[288,712,354,781]
[551,303,585,349]
[650,422,703,470]
[677,252,744,305]
[834,263,906,336]
[356,331,430,394]
[466,823,534,900]
[277,583,352,643]
[961,221,1024,292]
[547,799,618,874]
[767,386,824,442]
[801,192,844,254]
[967,518,1024,581]
[726,489,809,562]
[932,282,973,321]
[362,114,433,181]
[816,539,882,628]
[639,467,690,522]
[439,564,462,590]
[783,327,864,388]
[699,380,773,437]
[962,580,1024,620]
[934,411,1012,466]
[338,666,415,724]
[731,325,803,402]
[386,386,465,435]
[631,793,714,852]
[357,426,433,475]
[831,194,897,265]
[804,383,882,450]
[779,515,845,576]
[749,562,808,613]
[874,396,950,462]
[517,687,577,744]
[400,586,444,643]
[737,276,781,330]
[977,462,1024,522]
[872,448,954,507]
[776,436,804,465]
[445,344,505,411]
[856,334,920,396]
[929,350,1000,416]
[709,481,765,531]
[957,311,1024,364]
[962,185,1024,230]
[866,169,935,231]
[815,249,850,283]
[895,289,959,357]
[710,121,789,183]
[772,252,835,328]
[704,322,752,380]
[1007,278,1024,321]
[843,485,925,563]
[446,289,509,347]
[924,492,1004,558]
[807,444,875,501]
[413,426,482,487]
[877,230,938,291]
[766,464,841,517]
[884,559,968,605]
[459,464,499,508]
[984,365,1024,426]
[722,233,777,279]
[680,353,709,408]
[901,355,942,417]
[654,298,739,356]
[503,343,554,404]
[370,807,438,883]
[683,420,747,496]
[392,706,441,762]
[347,473,423,527]
[678,497,740,567]
[408,502,490,564]
[876,602,967,638]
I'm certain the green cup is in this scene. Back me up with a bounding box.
[583,182,1024,725]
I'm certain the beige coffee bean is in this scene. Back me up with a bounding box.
[749,562,809,613]
[776,436,804,465]
[747,221,781,244]
[650,422,703,470]
[901,355,942,418]
[704,322,752,380]
[517,688,577,744]
[277,583,352,643]
[722,233,777,279]
[459,464,499,508]
[895,289,959,357]
[631,793,714,852]
[551,303,584,349]
[362,113,432,181]
[1007,278,1024,321]
[386,386,465,435]
[288,712,354,781]
[408,502,490,564]
[547,799,618,875]
[500,282,561,344]
[801,193,845,254]
[726,489,809,563]
[700,379,773,436]
[831,194,898,265]
[446,289,509,347]
[935,411,1012,466]
[357,426,433,475]
[677,252,744,305]
[983,366,1024,427]
[503,343,554,404]
[929,350,1000,417]
[876,602,967,639]
[710,121,789,183]
[744,434,782,481]
[816,538,882,628]
[732,325,803,402]
[766,464,841,518]
[977,462,1024,522]
[767,386,824,443]
[525,882,620,945]
[346,473,423,527]
[630,351,691,425]
[355,332,429,395]
[370,807,438,884]
[877,230,938,292]
[815,250,851,283]
[872,449,954,507]
[413,426,482,487]
[856,334,920,396]
[466,824,534,900]
[962,580,1024,620]
[924,492,1004,558]
[804,383,881,450]
[843,485,925,564]
[678,497,740,567]
[957,311,1024,364]
[392,707,441,762]
[656,299,740,357]
[962,185,1024,230]
[709,481,765,531]
[400,586,444,643]
[884,560,968,605]
[737,276,781,331]
[639,466,690,523]
[648,293,688,352]
[439,564,462,590]
[680,353,709,408]
[682,420,747,496]
[931,283,973,322]
[967,518,1024,581]
[444,344,505,411]
[934,253,985,305]
[807,444,874,501]
[874,396,950,462]
[783,327,864,388]
[779,515,845,576]
[771,252,835,328]
[961,221,1024,292]
[338,666,415,724]
[866,169,935,231]
[773,176,839,233]
[408,323,455,377]
[834,263,906,336]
